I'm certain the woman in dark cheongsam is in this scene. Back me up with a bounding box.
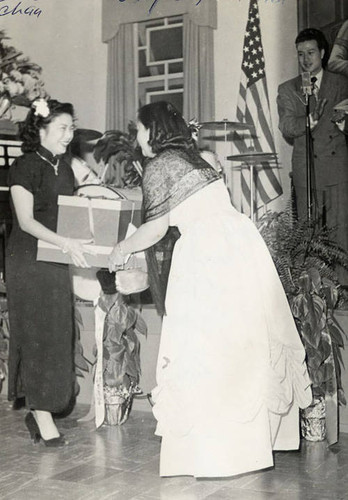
[6,99,92,447]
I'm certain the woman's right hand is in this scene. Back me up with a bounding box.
[61,238,96,268]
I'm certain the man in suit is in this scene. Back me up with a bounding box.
[277,28,348,283]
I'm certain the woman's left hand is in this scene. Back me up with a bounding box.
[108,244,126,272]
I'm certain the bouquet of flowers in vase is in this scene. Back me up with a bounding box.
[0,29,49,122]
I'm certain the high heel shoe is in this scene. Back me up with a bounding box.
[25,412,66,447]
[25,412,41,443]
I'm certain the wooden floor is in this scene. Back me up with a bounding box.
[1,396,348,500]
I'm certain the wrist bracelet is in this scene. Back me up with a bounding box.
[62,239,70,254]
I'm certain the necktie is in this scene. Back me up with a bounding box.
[311,76,319,101]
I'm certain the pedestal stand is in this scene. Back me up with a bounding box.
[226,152,279,222]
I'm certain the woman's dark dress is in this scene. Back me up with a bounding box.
[6,146,75,413]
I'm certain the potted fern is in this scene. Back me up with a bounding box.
[258,208,348,444]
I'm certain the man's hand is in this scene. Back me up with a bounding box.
[331,109,346,124]
[332,109,347,132]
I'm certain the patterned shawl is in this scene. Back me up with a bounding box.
[142,148,219,222]
[142,148,220,315]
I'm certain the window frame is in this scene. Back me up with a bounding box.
[135,16,184,110]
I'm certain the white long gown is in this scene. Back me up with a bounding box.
[151,179,312,478]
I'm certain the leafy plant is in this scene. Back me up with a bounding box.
[0,304,9,393]
[98,291,147,391]
[74,304,92,395]
[93,122,144,187]
[258,208,348,405]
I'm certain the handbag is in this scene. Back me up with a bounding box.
[115,222,149,295]
[116,254,149,295]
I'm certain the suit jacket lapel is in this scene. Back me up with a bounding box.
[311,70,330,134]
[318,70,329,99]
[294,75,303,97]
[292,76,307,111]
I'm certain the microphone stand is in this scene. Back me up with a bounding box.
[304,91,313,222]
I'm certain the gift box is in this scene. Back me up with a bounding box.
[56,192,142,246]
[37,241,114,268]
[37,240,147,269]
[37,188,144,268]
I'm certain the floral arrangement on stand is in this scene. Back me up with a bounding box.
[258,206,348,442]
[0,30,49,123]
[67,128,150,426]
[82,123,179,424]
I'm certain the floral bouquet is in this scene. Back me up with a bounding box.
[0,30,49,121]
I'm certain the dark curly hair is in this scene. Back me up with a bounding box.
[295,28,330,68]
[137,101,197,155]
[20,99,75,153]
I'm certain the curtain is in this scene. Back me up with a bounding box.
[105,7,216,130]
[102,0,217,43]
[106,23,135,132]
[183,15,215,124]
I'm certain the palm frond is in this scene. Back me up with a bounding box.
[93,123,143,187]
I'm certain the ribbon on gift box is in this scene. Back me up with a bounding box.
[56,186,143,248]
[82,188,138,244]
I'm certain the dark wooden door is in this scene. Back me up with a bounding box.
[298,0,348,47]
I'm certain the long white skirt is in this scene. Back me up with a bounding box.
[151,180,312,478]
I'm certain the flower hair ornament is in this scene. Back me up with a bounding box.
[167,102,178,117]
[188,118,202,135]
[32,98,50,118]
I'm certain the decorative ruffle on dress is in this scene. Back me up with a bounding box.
[143,149,312,478]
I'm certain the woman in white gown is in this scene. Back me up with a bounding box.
[108,101,312,478]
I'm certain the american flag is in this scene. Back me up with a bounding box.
[235,0,282,215]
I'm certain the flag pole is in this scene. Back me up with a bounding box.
[250,164,254,221]
[234,0,283,217]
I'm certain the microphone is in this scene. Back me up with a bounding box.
[301,72,313,96]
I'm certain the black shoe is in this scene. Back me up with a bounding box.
[24,412,66,447]
[13,397,26,410]
[43,434,67,447]
[25,412,41,443]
